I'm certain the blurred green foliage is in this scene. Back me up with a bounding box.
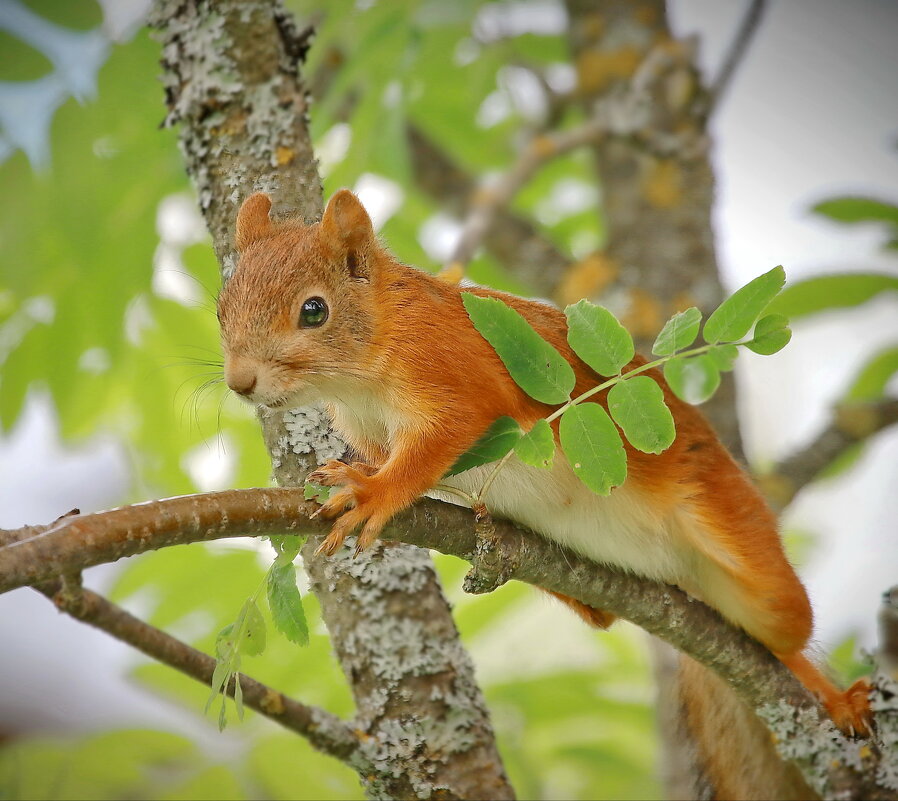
[0,1,894,799]
[0,2,656,799]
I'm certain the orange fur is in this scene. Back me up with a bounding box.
[218,190,871,736]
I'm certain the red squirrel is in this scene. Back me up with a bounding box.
[217,189,871,736]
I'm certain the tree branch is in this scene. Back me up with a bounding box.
[32,577,362,765]
[709,0,768,116]
[445,117,609,273]
[150,2,515,797]
[406,124,573,299]
[761,398,898,511]
[3,492,894,797]
[0,494,843,715]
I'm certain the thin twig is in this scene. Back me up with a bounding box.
[407,124,573,297]
[33,578,363,764]
[445,117,608,272]
[709,0,767,115]
[760,398,898,510]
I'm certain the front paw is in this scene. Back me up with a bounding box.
[314,502,390,558]
[308,460,373,488]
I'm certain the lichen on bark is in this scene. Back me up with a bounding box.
[150,2,513,798]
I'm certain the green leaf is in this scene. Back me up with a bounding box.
[844,346,898,402]
[559,403,627,496]
[215,623,236,660]
[565,299,634,375]
[267,563,309,646]
[745,314,792,355]
[234,673,244,722]
[238,600,267,657]
[765,273,898,319]
[707,344,739,372]
[304,482,331,503]
[664,355,720,404]
[446,416,522,476]
[514,419,555,469]
[607,377,675,454]
[812,196,898,226]
[652,307,701,356]
[703,265,786,343]
[270,534,305,565]
[205,661,230,714]
[463,293,575,404]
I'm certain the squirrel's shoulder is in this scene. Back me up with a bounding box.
[381,261,565,327]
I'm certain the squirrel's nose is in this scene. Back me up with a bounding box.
[225,361,258,396]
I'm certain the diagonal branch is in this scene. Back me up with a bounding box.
[0,493,839,715]
[444,117,610,273]
[407,124,573,298]
[761,398,898,511]
[708,0,767,115]
[33,577,362,765]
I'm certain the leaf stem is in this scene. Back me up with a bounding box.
[476,449,518,504]
[477,341,742,502]
[432,483,477,506]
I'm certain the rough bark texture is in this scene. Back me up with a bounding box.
[150,2,513,798]
[5,493,896,799]
[562,2,769,797]
[564,0,741,456]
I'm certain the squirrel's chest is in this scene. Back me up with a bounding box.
[325,384,407,461]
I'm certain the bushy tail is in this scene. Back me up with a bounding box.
[668,653,817,800]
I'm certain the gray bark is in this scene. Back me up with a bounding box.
[150,2,513,797]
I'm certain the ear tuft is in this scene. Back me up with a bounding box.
[235,193,274,251]
[320,190,375,279]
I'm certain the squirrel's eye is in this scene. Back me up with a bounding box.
[299,297,328,328]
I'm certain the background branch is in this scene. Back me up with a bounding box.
[33,578,362,765]
[407,124,573,299]
[444,116,609,273]
[761,398,898,511]
[709,0,768,115]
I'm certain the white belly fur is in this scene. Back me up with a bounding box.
[327,393,691,590]
[430,454,688,585]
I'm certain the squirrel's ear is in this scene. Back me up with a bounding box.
[235,193,274,252]
[320,189,375,280]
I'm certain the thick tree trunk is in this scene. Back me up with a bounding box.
[563,2,803,797]
[150,2,513,798]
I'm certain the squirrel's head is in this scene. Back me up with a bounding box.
[217,189,382,408]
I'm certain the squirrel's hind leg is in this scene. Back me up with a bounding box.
[541,589,617,629]
[776,650,872,737]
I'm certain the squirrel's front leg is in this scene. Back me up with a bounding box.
[310,426,467,556]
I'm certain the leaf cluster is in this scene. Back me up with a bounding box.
[454,266,791,499]
[206,535,309,730]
